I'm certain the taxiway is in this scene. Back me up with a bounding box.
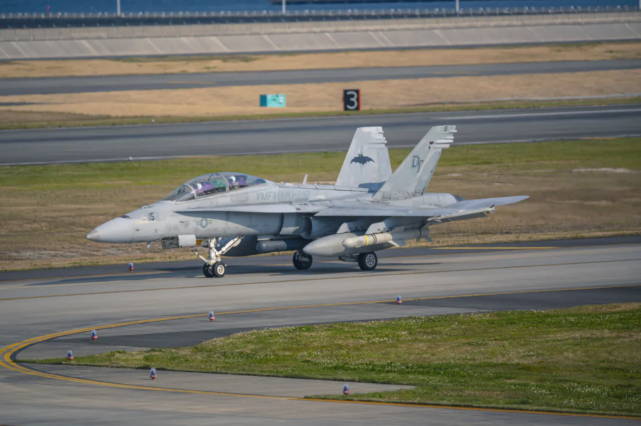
[3,59,640,96]
[0,238,639,425]
[2,105,640,165]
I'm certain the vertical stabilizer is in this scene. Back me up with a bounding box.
[336,127,392,191]
[373,125,456,200]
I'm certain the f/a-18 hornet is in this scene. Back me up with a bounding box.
[86,126,528,278]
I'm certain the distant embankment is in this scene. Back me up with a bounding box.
[0,11,639,59]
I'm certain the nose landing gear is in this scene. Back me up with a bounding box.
[196,237,242,278]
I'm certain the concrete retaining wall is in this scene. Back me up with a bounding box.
[0,12,639,59]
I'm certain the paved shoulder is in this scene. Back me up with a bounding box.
[2,59,640,96]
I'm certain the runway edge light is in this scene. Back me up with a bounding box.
[129,262,134,272]
[209,311,215,322]
[66,350,73,361]
[150,368,157,380]
[91,330,97,342]
[343,384,350,395]
[397,295,402,305]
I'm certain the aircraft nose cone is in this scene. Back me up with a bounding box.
[86,229,100,242]
[87,217,135,244]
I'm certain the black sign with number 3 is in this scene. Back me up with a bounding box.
[343,89,361,111]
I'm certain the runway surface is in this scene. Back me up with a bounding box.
[2,59,640,96]
[2,104,640,165]
[0,237,639,425]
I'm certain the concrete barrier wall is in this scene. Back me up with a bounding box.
[2,11,639,42]
[0,14,639,59]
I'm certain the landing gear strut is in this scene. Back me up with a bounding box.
[358,252,378,271]
[196,237,242,278]
[293,250,313,270]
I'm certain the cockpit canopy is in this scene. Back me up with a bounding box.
[162,172,268,202]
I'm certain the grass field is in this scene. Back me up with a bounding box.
[0,137,639,272]
[30,303,641,416]
[1,41,639,79]
[1,70,639,120]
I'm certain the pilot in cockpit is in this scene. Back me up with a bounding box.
[228,176,239,190]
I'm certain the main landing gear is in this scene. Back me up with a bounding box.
[196,237,242,278]
[358,252,378,271]
[293,250,313,270]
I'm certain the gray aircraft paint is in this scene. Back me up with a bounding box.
[87,125,528,265]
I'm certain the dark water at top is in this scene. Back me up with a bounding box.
[1,0,636,14]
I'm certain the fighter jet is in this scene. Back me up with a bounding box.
[86,126,527,278]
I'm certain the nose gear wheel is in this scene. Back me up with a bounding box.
[203,264,214,278]
[213,262,226,278]
[196,237,242,278]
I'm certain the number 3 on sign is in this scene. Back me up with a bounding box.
[343,89,360,111]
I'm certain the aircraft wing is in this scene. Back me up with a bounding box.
[315,196,528,220]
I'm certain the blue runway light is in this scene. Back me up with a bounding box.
[397,295,402,305]
[150,367,157,380]
[91,330,97,341]
[209,311,215,322]
[67,350,73,361]
[343,384,350,395]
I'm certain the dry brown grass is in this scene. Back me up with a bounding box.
[1,42,640,79]
[1,70,639,118]
[0,138,639,272]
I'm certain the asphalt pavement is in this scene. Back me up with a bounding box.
[2,59,641,96]
[2,104,640,165]
[1,240,640,425]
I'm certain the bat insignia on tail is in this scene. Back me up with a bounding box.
[351,153,375,165]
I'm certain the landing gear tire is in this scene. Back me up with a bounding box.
[293,250,313,271]
[203,264,214,278]
[358,252,378,271]
[213,262,226,278]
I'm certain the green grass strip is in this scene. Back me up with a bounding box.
[28,303,641,416]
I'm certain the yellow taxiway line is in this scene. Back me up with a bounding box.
[1,284,640,419]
